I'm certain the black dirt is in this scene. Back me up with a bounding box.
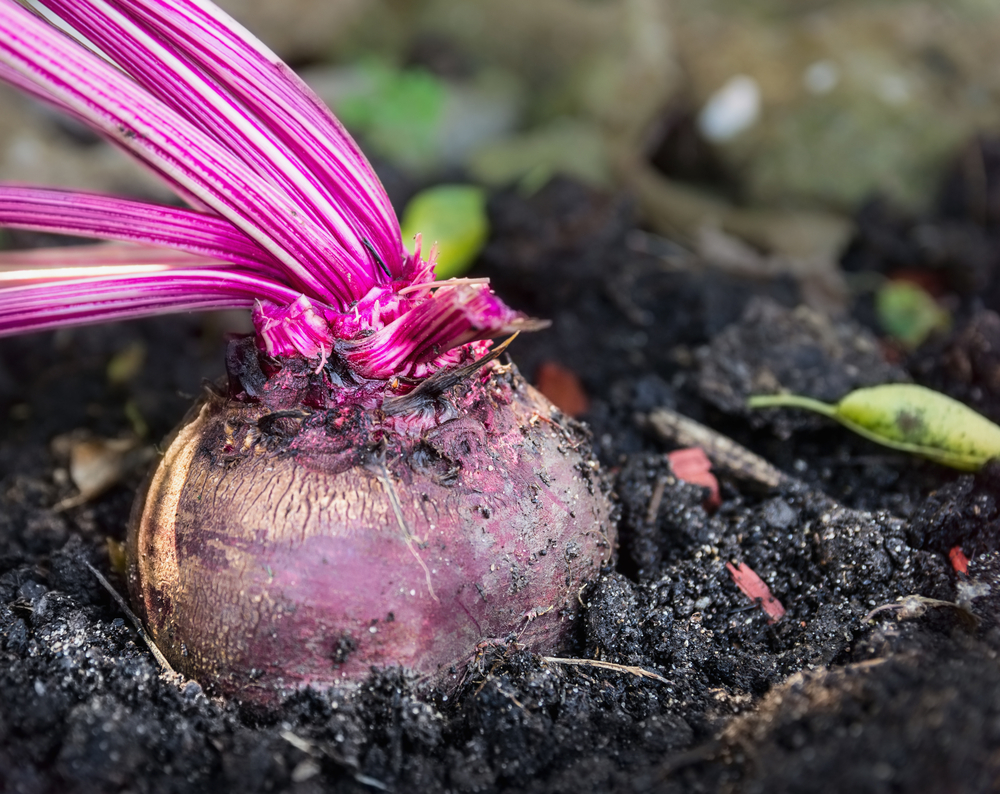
[695,297,909,436]
[3,176,1000,793]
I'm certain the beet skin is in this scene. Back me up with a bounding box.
[127,345,615,704]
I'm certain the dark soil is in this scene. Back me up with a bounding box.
[3,172,1000,793]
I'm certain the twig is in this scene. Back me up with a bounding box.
[540,656,669,684]
[84,560,180,678]
[645,473,668,524]
[645,407,787,488]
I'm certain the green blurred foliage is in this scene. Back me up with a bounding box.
[335,60,447,173]
[399,185,489,279]
[876,280,950,349]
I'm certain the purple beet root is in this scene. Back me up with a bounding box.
[127,340,615,704]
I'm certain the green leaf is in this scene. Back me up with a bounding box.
[399,184,489,280]
[748,383,1000,471]
[876,280,950,349]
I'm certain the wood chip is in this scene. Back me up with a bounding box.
[948,546,969,575]
[535,361,589,418]
[667,447,721,509]
[726,561,785,623]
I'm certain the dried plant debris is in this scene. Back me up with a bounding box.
[726,561,786,624]
[644,406,787,488]
[50,430,152,509]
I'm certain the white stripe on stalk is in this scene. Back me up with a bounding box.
[119,0,403,275]
[0,241,238,267]
[43,0,379,294]
[0,0,351,304]
[0,267,304,334]
[0,186,281,271]
[23,0,116,63]
[0,185,280,275]
[0,264,174,283]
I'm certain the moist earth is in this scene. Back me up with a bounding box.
[2,176,1000,793]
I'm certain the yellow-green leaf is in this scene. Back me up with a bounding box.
[748,384,1000,471]
[399,184,489,280]
[876,280,950,349]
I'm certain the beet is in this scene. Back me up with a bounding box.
[127,343,615,704]
[0,0,618,705]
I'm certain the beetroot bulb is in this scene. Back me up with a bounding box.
[0,0,615,703]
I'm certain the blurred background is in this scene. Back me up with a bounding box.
[3,5,997,195]
[6,4,1000,205]
[7,1,1000,281]
[5,0,1000,354]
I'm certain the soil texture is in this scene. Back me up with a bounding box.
[2,175,1000,793]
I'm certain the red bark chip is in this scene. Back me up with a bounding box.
[535,361,590,418]
[726,561,786,623]
[948,546,969,575]
[667,447,721,510]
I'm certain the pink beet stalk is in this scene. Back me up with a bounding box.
[0,0,530,364]
[0,0,615,704]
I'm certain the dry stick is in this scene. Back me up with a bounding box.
[645,473,669,524]
[84,560,180,678]
[645,406,788,488]
[540,656,669,684]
